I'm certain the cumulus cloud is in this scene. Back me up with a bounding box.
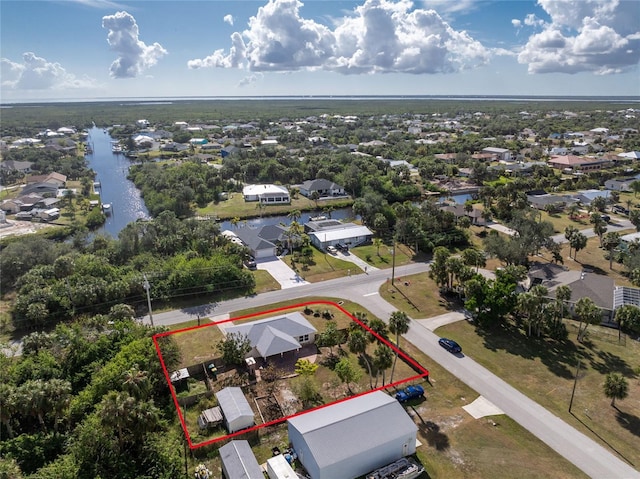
[224,14,234,26]
[1,52,96,90]
[239,72,264,86]
[188,0,490,75]
[102,11,167,78]
[512,19,522,28]
[517,0,640,74]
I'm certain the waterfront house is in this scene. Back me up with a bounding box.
[242,184,290,204]
[299,179,346,198]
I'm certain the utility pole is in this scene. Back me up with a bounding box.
[143,274,154,327]
[391,235,397,286]
[569,359,582,412]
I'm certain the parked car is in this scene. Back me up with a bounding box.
[395,385,425,403]
[438,338,462,354]
[600,214,611,223]
[336,243,348,252]
[243,258,257,270]
[326,245,337,254]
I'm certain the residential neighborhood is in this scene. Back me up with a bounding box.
[1,99,640,479]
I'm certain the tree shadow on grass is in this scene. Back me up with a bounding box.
[590,350,636,377]
[419,421,450,451]
[616,410,640,438]
[476,322,590,380]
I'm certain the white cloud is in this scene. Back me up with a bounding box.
[102,11,167,79]
[71,0,128,9]
[1,52,96,90]
[421,0,482,17]
[517,0,640,74]
[189,0,489,75]
[512,19,522,28]
[523,14,544,28]
[224,14,234,26]
[238,72,264,86]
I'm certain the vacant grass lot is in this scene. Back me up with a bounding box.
[380,273,459,317]
[436,319,640,470]
[168,299,588,478]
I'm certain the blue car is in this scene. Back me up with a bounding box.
[438,337,462,354]
[395,385,425,403]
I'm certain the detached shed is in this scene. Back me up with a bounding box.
[219,440,263,479]
[266,454,297,479]
[287,391,417,479]
[215,387,255,433]
[198,406,223,429]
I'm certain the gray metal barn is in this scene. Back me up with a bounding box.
[287,391,418,479]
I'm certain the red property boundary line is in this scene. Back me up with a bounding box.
[153,300,429,450]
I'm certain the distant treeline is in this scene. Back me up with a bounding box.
[2,98,639,134]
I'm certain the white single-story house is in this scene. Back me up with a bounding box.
[573,189,612,205]
[287,391,418,479]
[223,312,316,360]
[219,440,264,479]
[604,178,635,192]
[242,184,290,204]
[299,179,346,198]
[215,387,255,434]
[305,219,373,250]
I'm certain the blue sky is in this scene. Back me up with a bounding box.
[1,0,639,102]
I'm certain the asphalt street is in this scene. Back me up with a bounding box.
[145,262,640,478]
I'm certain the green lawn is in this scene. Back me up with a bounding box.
[436,319,640,469]
[197,192,353,220]
[380,272,460,317]
[173,298,590,478]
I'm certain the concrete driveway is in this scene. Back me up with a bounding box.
[333,250,379,273]
[256,257,309,289]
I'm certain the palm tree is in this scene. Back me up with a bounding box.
[517,285,548,337]
[567,203,580,220]
[230,216,240,229]
[44,378,71,432]
[0,383,16,438]
[574,297,602,343]
[614,304,640,342]
[602,232,620,270]
[603,372,628,407]
[287,209,301,223]
[373,345,394,387]
[373,237,383,256]
[565,225,579,258]
[388,311,410,383]
[348,330,373,389]
[367,318,388,343]
[122,365,150,400]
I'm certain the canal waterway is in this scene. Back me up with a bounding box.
[83,125,466,237]
[85,126,150,237]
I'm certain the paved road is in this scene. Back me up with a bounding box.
[147,262,640,478]
[551,216,634,243]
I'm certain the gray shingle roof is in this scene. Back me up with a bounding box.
[225,312,316,358]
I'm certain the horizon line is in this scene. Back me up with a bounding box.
[2,94,640,106]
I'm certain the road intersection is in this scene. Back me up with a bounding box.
[146,262,639,478]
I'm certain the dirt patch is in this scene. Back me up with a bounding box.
[0,220,57,239]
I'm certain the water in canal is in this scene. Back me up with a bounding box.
[85,126,150,237]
